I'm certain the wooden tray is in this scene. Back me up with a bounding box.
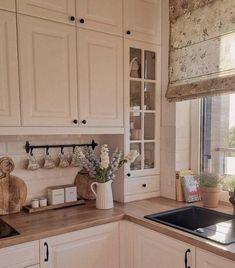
[23,199,85,213]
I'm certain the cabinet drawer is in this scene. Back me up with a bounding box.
[0,241,39,268]
[125,176,159,195]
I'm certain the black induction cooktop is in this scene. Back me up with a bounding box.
[0,219,19,239]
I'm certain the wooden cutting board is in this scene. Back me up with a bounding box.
[0,157,27,215]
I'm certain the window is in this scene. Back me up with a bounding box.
[201,93,235,182]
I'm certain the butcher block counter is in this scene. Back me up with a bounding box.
[1,197,235,262]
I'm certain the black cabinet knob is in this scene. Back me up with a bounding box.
[73,119,78,124]
[70,16,75,21]
[126,30,131,35]
[126,173,131,177]
[81,120,87,125]
[80,18,85,24]
[142,184,147,188]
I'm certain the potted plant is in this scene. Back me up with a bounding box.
[198,173,223,208]
[222,176,235,197]
[74,144,139,209]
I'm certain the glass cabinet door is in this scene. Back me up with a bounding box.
[127,43,160,175]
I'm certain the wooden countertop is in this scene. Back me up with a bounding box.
[1,197,235,262]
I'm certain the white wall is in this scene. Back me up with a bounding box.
[176,101,191,170]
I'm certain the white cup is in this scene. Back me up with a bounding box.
[31,199,39,208]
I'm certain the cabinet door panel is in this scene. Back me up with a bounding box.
[78,29,123,127]
[76,0,122,35]
[133,224,195,268]
[0,241,39,268]
[124,0,161,44]
[16,0,75,25]
[18,15,78,126]
[40,223,119,268]
[196,249,235,268]
[0,11,20,126]
[0,0,15,11]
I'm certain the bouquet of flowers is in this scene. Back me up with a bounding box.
[74,144,139,183]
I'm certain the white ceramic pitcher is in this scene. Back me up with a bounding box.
[91,180,113,209]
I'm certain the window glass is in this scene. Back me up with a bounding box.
[201,94,235,190]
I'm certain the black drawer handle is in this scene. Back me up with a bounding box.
[126,173,131,177]
[44,242,49,262]
[142,184,146,188]
[80,18,85,24]
[126,30,131,35]
[73,119,78,124]
[185,249,191,268]
[70,16,75,21]
[81,119,87,125]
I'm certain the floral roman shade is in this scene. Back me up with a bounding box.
[166,0,235,102]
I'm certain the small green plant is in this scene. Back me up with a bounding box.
[198,173,223,188]
[222,176,235,192]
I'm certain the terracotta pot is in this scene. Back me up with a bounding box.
[200,186,221,208]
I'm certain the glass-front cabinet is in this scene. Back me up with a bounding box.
[124,40,161,179]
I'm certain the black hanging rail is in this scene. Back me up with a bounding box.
[25,139,98,155]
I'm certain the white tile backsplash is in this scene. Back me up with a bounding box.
[0,134,123,204]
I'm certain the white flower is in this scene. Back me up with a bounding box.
[74,147,85,159]
[100,144,110,169]
[125,150,139,163]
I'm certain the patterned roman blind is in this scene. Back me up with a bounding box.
[166,0,235,101]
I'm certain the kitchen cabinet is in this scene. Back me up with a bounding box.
[122,39,161,201]
[18,15,78,127]
[40,222,119,268]
[0,11,21,126]
[0,241,39,268]
[196,248,235,268]
[121,221,195,268]
[77,28,123,128]
[0,0,15,12]
[16,0,76,25]
[124,0,161,44]
[76,0,122,36]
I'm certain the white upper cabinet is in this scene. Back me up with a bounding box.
[18,15,78,127]
[0,0,15,11]
[77,29,123,128]
[124,0,161,44]
[76,0,123,36]
[16,0,76,25]
[0,11,20,126]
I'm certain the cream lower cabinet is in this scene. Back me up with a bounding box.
[40,222,119,268]
[121,221,195,268]
[0,241,39,268]
[0,11,21,126]
[77,29,123,128]
[196,248,235,268]
[18,15,78,127]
